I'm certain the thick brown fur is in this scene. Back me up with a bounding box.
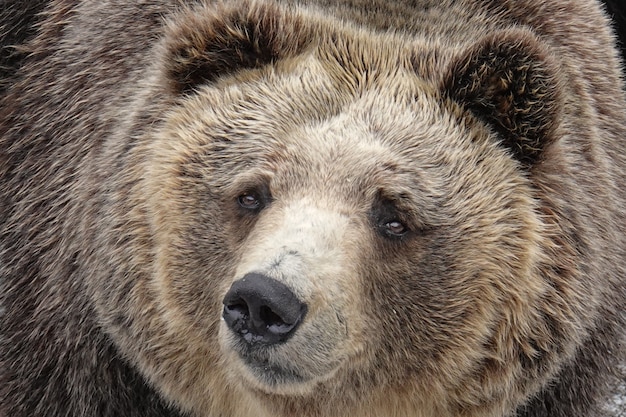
[0,1,625,417]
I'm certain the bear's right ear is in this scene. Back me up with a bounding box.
[441,29,564,166]
[162,0,314,95]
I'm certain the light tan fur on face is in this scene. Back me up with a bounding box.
[82,10,624,412]
[132,54,562,415]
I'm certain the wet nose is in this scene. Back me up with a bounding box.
[222,273,307,345]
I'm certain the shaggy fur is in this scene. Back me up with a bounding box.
[1,1,625,417]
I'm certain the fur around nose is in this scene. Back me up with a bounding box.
[222,273,307,345]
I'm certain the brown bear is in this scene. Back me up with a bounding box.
[0,0,625,416]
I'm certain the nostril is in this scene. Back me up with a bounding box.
[224,299,249,321]
[222,273,307,345]
[259,305,290,331]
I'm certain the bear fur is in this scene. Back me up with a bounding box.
[1,1,625,417]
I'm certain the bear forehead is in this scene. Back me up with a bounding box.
[152,23,520,209]
[164,81,471,184]
[164,46,460,162]
[155,86,517,234]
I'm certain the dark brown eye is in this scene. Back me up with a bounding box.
[237,193,262,211]
[384,220,406,235]
[383,220,408,238]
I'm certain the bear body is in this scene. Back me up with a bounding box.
[1,1,625,417]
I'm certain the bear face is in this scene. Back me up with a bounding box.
[1,1,624,417]
[77,3,593,416]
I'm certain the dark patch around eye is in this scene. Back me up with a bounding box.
[236,184,272,215]
[371,197,411,241]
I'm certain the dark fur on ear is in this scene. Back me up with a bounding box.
[442,30,563,166]
[162,0,314,95]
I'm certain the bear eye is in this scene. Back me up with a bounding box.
[381,220,409,239]
[237,193,263,211]
[371,196,412,241]
[383,220,408,237]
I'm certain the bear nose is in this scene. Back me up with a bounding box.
[222,273,307,345]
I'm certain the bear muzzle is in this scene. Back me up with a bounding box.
[222,272,308,345]
[218,203,358,391]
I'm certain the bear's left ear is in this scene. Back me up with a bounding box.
[162,0,314,95]
[442,29,563,166]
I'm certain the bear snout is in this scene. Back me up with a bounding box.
[222,273,308,345]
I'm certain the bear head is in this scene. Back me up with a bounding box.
[88,1,576,416]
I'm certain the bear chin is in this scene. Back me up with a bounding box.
[219,321,341,395]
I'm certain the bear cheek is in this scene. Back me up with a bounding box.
[357,228,493,383]
[217,200,368,393]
